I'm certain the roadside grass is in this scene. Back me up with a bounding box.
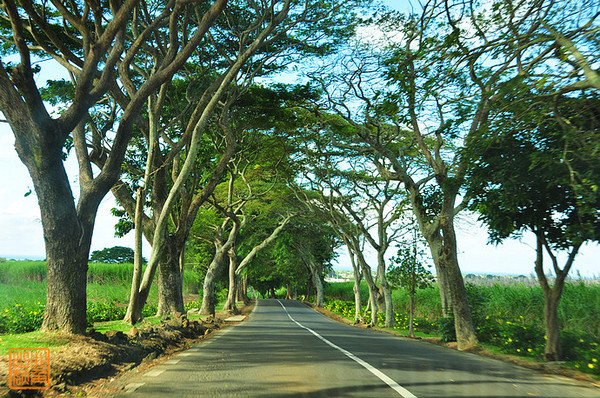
[0,281,46,306]
[0,331,70,355]
[0,313,211,355]
[0,260,203,334]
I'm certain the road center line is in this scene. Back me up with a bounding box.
[276,300,417,398]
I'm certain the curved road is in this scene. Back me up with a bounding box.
[106,299,599,397]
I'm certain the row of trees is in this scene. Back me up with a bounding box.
[288,0,600,361]
[0,0,364,333]
[1,0,598,363]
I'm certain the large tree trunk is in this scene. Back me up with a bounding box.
[439,211,478,350]
[18,136,93,334]
[410,187,477,350]
[424,235,451,316]
[43,236,90,334]
[157,241,185,317]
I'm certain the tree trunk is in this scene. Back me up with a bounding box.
[157,242,185,317]
[125,189,145,324]
[377,252,394,328]
[533,231,580,361]
[223,248,239,314]
[350,252,363,323]
[42,239,90,334]
[359,259,378,325]
[311,267,324,307]
[199,252,226,316]
[236,274,251,305]
[440,213,478,350]
[20,143,92,334]
[426,236,451,316]
[543,290,562,361]
[382,286,393,328]
[408,292,415,338]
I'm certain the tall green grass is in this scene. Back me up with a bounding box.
[0,260,202,327]
[0,260,201,295]
[324,279,600,337]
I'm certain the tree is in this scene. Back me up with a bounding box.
[272,216,340,307]
[466,93,600,361]
[0,0,226,333]
[90,246,144,264]
[107,0,370,324]
[387,221,434,338]
[291,141,397,325]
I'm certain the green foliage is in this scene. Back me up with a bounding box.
[387,246,434,292]
[324,281,369,303]
[0,302,44,333]
[0,261,46,283]
[90,246,144,264]
[86,301,157,325]
[561,330,600,375]
[437,317,456,343]
[466,93,600,249]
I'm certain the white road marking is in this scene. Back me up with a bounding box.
[145,369,165,377]
[277,300,417,398]
[124,382,145,393]
[166,359,180,364]
[179,352,193,357]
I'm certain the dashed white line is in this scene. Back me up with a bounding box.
[276,300,417,398]
[124,382,145,393]
[145,369,165,377]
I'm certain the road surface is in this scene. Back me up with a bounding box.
[105,299,599,397]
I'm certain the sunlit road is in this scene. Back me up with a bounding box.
[105,299,599,397]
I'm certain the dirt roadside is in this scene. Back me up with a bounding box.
[0,303,254,398]
[310,303,600,389]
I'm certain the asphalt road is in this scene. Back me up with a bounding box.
[106,299,599,397]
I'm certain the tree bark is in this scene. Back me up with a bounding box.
[14,125,93,334]
[124,189,146,324]
[426,235,452,316]
[157,241,185,317]
[348,249,363,323]
[534,231,580,361]
[236,275,251,305]
[439,207,478,350]
[223,248,240,314]
[358,257,378,325]
[310,263,324,307]
[377,251,394,328]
